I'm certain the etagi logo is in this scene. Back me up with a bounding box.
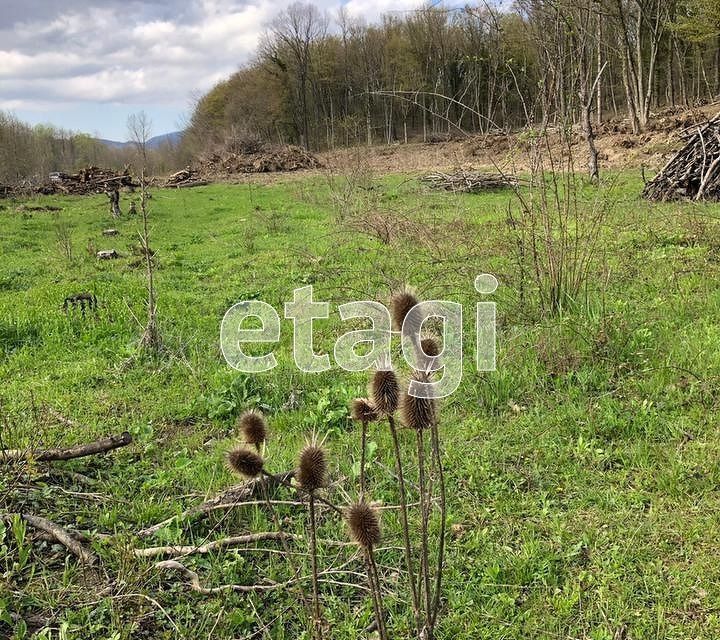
[220,275,498,399]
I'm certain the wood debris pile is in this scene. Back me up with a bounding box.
[200,144,322,175]
[420,169,518,193]
[164,167,209,188]
[643,113,720,201]
[39,166,138,196]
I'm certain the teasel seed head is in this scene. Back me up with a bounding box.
[420,335,441,358]
[390,288,420,334]
[297,444,328,492]
[351,397,379,423]
[399,373,437,430]
[370,369,400,415]
[346,502,381,549]
[238,410,268,449]
[227,446,265,478]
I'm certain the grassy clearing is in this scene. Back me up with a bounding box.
[2,172,720,639]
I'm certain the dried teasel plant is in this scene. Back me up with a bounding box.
[297,441,329,640]
[238,409,268,451]
[370,369,400,416]
[298,444,328,493]
[370,367,420,633]
[403,369,447,638]
[390,288,421,336]
[420,336,441,357]
[346,501,381,550]
[350,397,379,497]
[345,502,388,640]
[226,446,265,479]
[400,374,435,633]
[399,374,437,432]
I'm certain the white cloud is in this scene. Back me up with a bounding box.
[0,0,429,133]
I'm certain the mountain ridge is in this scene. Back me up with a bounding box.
[97,131,183,150]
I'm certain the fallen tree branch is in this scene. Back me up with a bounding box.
[137,470,295,537]
[156,559,296,593]
[155,561,368,595]
[135,532,298,559]
[1,514,98,565]
[420,169,519,193]
[0,432,132,463]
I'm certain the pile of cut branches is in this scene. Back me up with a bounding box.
[420,169,518,193]
[39,166,138,196]
[200,144,322,175]
[164,166,209,188]
[643,112,720,201]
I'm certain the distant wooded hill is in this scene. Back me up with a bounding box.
[97,131,184,150]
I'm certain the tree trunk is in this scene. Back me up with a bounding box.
[580,87,599,184]
[107,188,121,218]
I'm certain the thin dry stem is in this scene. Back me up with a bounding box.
[388,414,421,635]
[308,494,323,640]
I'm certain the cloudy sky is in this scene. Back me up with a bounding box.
[1,0,429,140]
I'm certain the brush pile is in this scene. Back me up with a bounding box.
[643,113,720,201]
[164,167,209,188]
[420,169,518,193]
[40,166,138,196]
[200,144,322,175]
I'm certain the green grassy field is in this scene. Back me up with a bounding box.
[2,171,720,639]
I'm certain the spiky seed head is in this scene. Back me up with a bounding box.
[227,446,265,478]
[399,373,437,430]
[346,502,381,549]
[351,398,379,424]
[390,289,420,333]
[370,369,400,415]
[420,336,441,358]
[238,410,268,449]
[297,444,328,492]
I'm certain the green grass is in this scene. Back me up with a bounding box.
[2,173,720,639]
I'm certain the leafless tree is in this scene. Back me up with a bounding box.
[264,2,328,150]
[127,111,153,167]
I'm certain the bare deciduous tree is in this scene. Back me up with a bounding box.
[127,111,153,167]
[262,2,328,150]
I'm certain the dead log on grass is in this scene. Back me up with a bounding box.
[0,514,98,565]
[0,431,132,463]
[134,531,297,559]
[137,470,295,536]
[155,559,298,594]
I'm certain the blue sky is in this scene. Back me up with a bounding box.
[1,0,505,141]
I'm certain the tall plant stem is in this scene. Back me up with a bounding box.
[360,419,368,499]
[260,480,313,625]
[366,549,389,640]
[308,494,322,640]
[429,419,446,628]
[139,168,160,352]
[416,427,432,637]
[388,415,421,636]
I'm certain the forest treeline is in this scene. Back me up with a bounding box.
[3,0,720,184]
[0,111,188,185]
[186,0,720,153]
